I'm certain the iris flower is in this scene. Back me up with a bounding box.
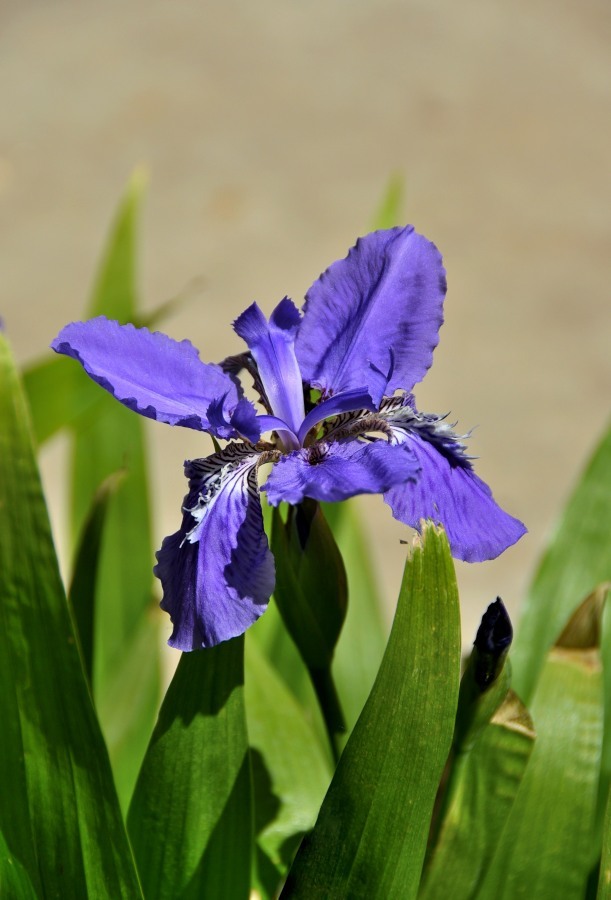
[52,226,525,650]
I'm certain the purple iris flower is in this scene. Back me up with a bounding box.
[52,226,525,650]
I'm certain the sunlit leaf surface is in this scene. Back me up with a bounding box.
[246,636,331,895]
[479,589,604,899]
[22,353,99,445]
[68,470,124,683]
[283,523,461,898]
[66,172,161,810]
[22,171,161,810]
[0,332,142,898]
[513,420,611,703]
[598,789,611,898]
[128,638,252,900]
[420,686,535,899]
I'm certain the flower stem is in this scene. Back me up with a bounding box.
[308,665,345,765]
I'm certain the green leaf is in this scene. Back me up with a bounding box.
[420,688,535,899]
[96,611,162,806]
[372,174,405,230]
[0,831,38,900]
[249,594,316,704]
[245,636,332,891]
[67,172,161,811]
[512,419,611,703]
[272,501,347,671]
[248,598,332,772]
[271,501,348,759]
[251,499,332,758]
[22,354,100,445]
[0,332,142,898]
[88,166,148,319]
[419,600,535,899]
[71,395,154,653]
[282,522,461,899]
[68,470,125,683]
[252,498,389,772]
[478,588,605,900]
[70,395,160,810]
[598,788,611,898]
[22,167,149,447]
[324,499,388,734]
[128,638,252,900]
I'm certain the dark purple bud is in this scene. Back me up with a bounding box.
[473,597,513,688]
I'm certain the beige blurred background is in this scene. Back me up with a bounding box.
[1,0,609,644]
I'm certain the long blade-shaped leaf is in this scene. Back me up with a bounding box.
[0,830,38,900]
[249,595,328,740]
[246,636,332,897]
[419,689,535,899]
[128,638,252,899]
[478,588,605,899]
[254,497,387,751]
[512,419,611,702]
[22,354,100,445]
[0,332,141,898]
[73,397,159,811]
[68,470,124,683]
[21,169,162,449]
[68,172,160,810]
[598,788,611,898]
[282,522,461,898]
[371,173,405,230]
[419,601,533,897]
[71,395,155,661]
[88,166,147,318]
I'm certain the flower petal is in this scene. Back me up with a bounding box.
[263,438,419,506]
[154,443,275,649]
[255,414,300,448]
[233,298,305,437]
[52,317,242,434]
[296,227,446,405]
[384,433,526,562]
[297,388,375,446]
[207,396,261,443]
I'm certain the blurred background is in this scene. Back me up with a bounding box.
[1,0,609,643]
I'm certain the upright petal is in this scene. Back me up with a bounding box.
[263,438,419,506]
[233,298,305,437]
[296,227,446,405]
[52,317,243,435]
[384,432,526,562]
[155,443,275,649]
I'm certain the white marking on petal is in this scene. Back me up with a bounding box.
[181,442,262,545]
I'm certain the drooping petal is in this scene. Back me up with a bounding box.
[384,432,526,562]
[52,317,244,435]
[263,438,419,506]
[154,443,275,649]
[233,298,305,436]
[296,227,446,405]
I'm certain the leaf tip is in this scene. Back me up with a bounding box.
[555,582,610,651]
